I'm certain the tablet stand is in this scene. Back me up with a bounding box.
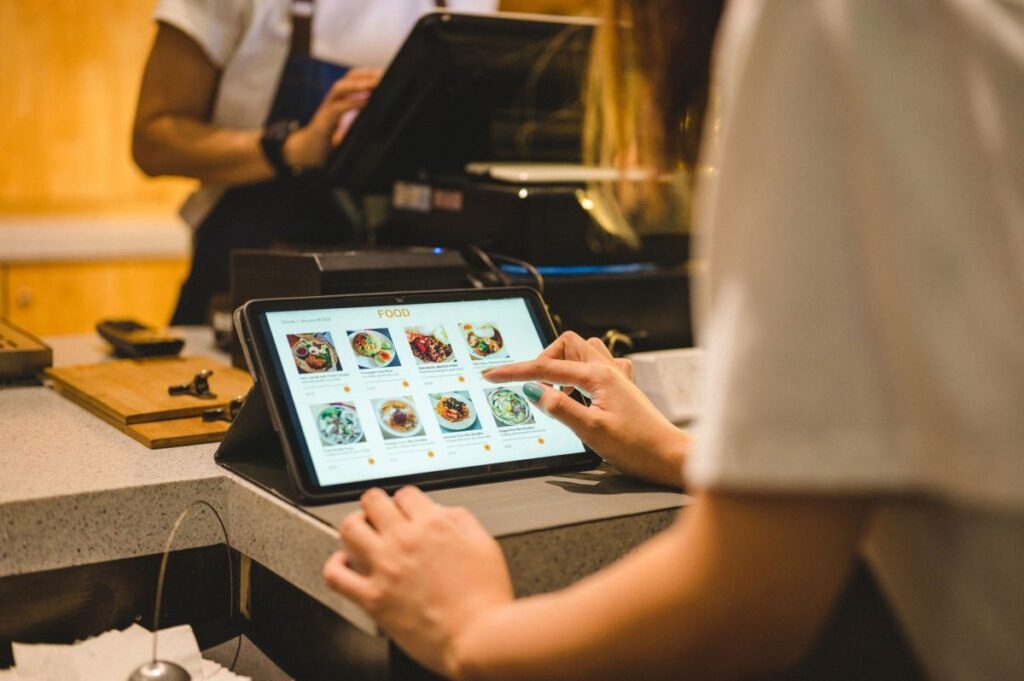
[214,384,304,504]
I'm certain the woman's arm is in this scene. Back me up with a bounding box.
[132,23,378,184]
[325,487,868,680]
[451,492,867,680]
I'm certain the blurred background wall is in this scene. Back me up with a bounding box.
[0,1,193,334]
[0,0,596,336]
[0,1,194,216]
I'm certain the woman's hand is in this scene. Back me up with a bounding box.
[323,486,514,677]
[483,332,688,489]
[284,67,382,169]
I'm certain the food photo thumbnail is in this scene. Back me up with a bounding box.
[429,391,481,433]
[460,322,507,360]
[373,396,424,439]
[348,328,399,369]
[405,325,455,365]
[287,332,342,374]
[486,386,535,428]
[311,402,366,446]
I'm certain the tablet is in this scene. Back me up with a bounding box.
[239,288,599,502]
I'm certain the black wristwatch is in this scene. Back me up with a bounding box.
[260,119,301,177]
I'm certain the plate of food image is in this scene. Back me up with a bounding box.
[349,329,398,368]
[376,398,423,438]
[315,403,364,446]
[431,392,478,431]
[487,387,534,427]
[405,326,454,364]
[461,323,507,360]
[290,333,339,373]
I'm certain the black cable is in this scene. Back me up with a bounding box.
[152,500,241,673]
[482,250,545,295]
[466,245,512,288]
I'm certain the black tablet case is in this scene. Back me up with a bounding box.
[215,383,305,504]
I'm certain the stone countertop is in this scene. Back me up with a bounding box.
[0,329,688,634]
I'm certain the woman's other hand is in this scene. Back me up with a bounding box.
[323,487,513,677]
[283,67,382,169]
[484,332,688,489]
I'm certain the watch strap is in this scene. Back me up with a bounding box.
[260,120,301,178]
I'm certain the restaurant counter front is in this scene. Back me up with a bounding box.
[0,329,687,679]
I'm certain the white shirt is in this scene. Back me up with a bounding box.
[154,0,498,226]
[691,1,1024,679]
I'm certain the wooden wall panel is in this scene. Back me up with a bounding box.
[4,260,189,335]
[0,1,192,215]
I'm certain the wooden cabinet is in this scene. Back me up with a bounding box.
[1,260,188,335]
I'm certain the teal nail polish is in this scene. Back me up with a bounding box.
[522,382,544,403]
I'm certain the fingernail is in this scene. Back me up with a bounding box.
[522,382,544,403]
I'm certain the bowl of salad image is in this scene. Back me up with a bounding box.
[486,387,534,427]
[313,403,365,446]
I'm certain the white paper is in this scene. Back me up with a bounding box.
[630,347,704,424]
[6,624,250,680]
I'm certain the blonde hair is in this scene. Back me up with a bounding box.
[583,0,722,244]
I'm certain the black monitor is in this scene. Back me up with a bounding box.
[326,11,596,195]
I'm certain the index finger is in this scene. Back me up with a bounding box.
[539,331,604,363]
[325,74,381,101]
[482,358,595,391]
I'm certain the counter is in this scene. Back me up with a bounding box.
[0,329,688,649]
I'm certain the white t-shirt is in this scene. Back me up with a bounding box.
[690,1,1024,679]
[154,0,498,226]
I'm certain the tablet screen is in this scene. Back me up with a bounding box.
[259,294,589,491]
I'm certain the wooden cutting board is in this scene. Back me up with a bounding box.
[46,357,253,449]
[74,399,237,449]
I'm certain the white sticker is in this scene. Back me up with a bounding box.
[392,182,432,213]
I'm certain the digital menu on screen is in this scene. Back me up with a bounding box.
[263,296,587,488]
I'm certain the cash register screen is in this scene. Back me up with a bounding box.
[262,295,588,489]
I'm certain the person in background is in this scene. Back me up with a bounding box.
[133,1,500,325]
[322,1,1024,679]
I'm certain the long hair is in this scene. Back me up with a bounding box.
[583,0,724,244]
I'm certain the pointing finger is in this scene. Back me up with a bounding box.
[482,358,596,392]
